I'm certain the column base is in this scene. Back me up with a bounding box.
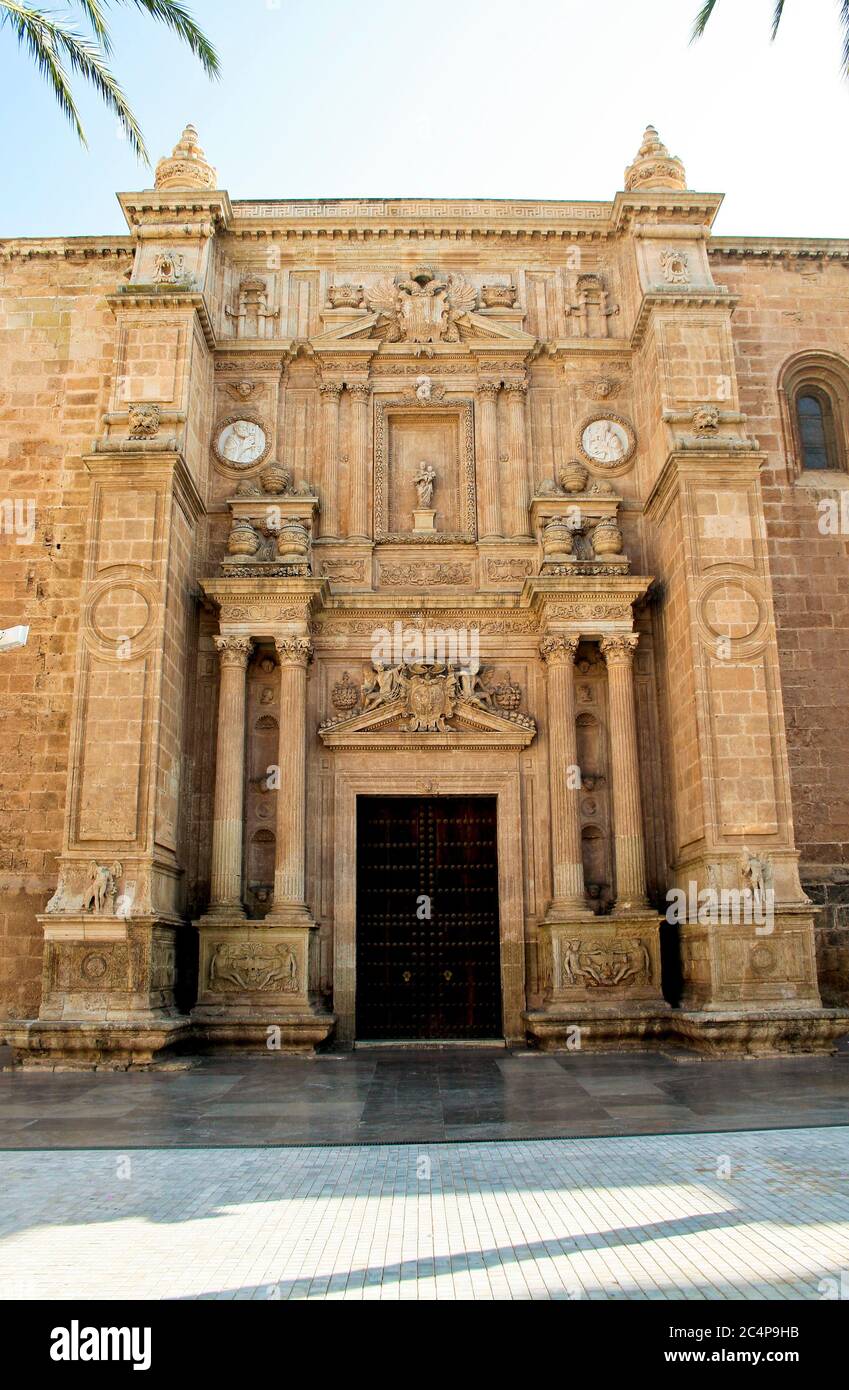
[6,1017,191,1070]
[523,1005,849,1056]
[192,916,334,1053]
[536,912,666,1010]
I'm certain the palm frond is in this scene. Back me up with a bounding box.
[0,2,87,146]
[840,0,849,73]
[690,0,720,42]
[770,0,787,40]
[112,0,220,77]
[52,24,149,161]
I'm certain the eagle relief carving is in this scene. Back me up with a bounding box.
[365,267,477,344]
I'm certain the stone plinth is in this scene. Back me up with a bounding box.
[191,920,335,1053]
[412,508,436,532]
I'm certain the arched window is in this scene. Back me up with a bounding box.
[795,389,837,471]
[778,353,849,478]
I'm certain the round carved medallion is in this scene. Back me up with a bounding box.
[213,414,270,469]
[90,585,151,643]
[578,413,636,471]
[80,952,109,981]
[699,580,765,644]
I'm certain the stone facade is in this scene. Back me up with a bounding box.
[2,125,849,1063]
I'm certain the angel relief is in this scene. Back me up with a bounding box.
[365,267,477,344]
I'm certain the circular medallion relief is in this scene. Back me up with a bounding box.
[700,581,763,642]
[213,415,270,469]
[578,413,636,471]
[90,586,151,643]
[81,952,109,981]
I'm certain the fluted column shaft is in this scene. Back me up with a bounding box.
[476,381,502,539]
[600,634,648,910]
[318,382,342,537]
[269,635,312,920]
[540,636,587,914]
[505,380,531,537]
[348,382,372,540]
[209,636,252,915]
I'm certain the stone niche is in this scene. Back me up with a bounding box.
[376,399,475,542]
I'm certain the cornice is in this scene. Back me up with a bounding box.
[630,289,738,348]
[106,286,216,348]
[708,236,849,262]
[0,237,133,262]
[228,197,614,243]
[610,191,724,235]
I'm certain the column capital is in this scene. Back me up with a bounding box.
[347,381,372,402]
[318,381,344,400]
[600,634,639,666]
[540,635,580,665]
[213,635,253,669]
[476,380,501,401]
[503,379,528,398]
[275,635,313,666]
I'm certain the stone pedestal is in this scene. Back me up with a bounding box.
[412,508,436,533]
[7,915,190,1068]
[192,920,333,1053]
[525,912,668,1050]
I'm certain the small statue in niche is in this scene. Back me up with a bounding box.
[413,461,436,508]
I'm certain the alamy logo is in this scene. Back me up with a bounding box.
[50,1321,151,1371]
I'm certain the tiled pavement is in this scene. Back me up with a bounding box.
[1,1047,848,1148]
[1,1126,848,1299]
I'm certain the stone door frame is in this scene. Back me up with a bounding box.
[332,765,525,1044]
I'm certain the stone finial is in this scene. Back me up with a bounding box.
[154,123,217,191]
[624,124,687,193]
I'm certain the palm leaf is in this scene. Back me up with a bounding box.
[111,0,220,77]
[0,2,88,146]
[770,1,786,40]
[690,0,719,42]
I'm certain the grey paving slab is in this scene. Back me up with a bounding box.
[1,1126,847,1300]
[1,1049,848,1148]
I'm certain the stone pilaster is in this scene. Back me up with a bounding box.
[207,636,252,917]
[539,636,587,915]
[318,382,342,537]
[504,380,531,537]
[348,382,372,541]
[600,635,648,911]
[476,381,502,539]
[268,635,313,924]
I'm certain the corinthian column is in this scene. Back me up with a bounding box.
[348,382,372,540]
[318,382,343,537]
[600,634,648,911]
[476,381,502,539]
[540,636,588,915]
[504,380,531,537]
[208,636,253,917]
[268,635,313,923]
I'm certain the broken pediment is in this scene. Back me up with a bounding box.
[319,661,537,749]
[310,268,537,352]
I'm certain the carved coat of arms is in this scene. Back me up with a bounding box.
[366,267,477,344]
[406,664,456,732]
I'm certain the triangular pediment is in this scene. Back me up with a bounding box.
[319,694,536,749]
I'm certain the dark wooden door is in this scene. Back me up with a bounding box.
[355,797,501,1040]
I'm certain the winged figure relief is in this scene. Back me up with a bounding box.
[365,269,477,344]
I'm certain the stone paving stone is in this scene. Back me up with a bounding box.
[0,1126,848,1300]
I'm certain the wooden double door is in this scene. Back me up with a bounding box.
[355,796,502,1040]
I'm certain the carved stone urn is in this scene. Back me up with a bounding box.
[560,460,589,494]
[542,517,574,561]
[226,518,260,557]
[481,284,517,308]
[591,516,624,556]
[277,519,311,565]
[259,463,292,496]
[328,284,364,309]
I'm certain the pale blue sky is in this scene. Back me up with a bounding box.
[1,0,847,239]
